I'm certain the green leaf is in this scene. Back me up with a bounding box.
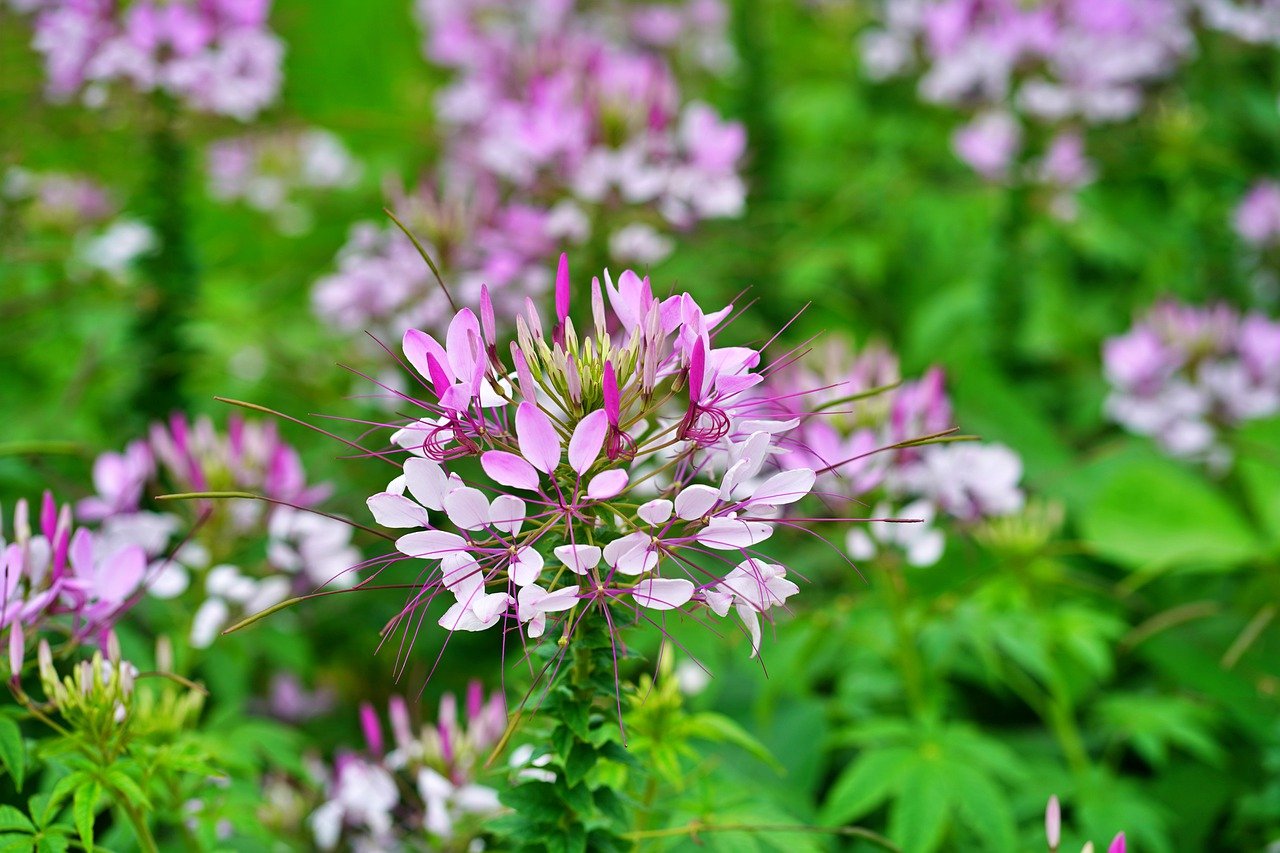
[73,782,99,852]
[1077,450,1263,571]
[820,746,914,825]
[945,763,1015,851]
[0,835,33,853]
[0,717,27,791]
[46,774,87,813]
[888,758,951,853]
[562,741,596,789]
[35,836,68,853]
[103,771,151,812]
[0,809,33,834]
[1235,416,1280,546]
[687,712,784,773]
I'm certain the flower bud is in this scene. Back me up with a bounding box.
[7,623,23,682]
[1045,795,1060,850]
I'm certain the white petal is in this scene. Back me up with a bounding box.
[444,487,491,531]
[631,578,694,610]
[675,485,719,519]
[404,457,453,511]
[489,495,526,535]
[553,544,602,574]
[637,499,673,526]
[367,493,430,528]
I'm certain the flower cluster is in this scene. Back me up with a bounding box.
[313,173,562,345]
[27,0,284,119]
[415,0,735,75]
[0,167,115,231]
[312,1,746,351]
[1103,300,1280,468]
[1234,179,1280,250]
[206,128,362,235]
[769,338,1025,567]
[366,255,817,659]
[78,414,359,648]
[1196,0,1280,44]
[860,0,1192,196]
[2,493,147,663]
[310,683,505,850]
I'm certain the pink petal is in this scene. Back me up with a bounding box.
[396,530,468,560]
[587,470,628,500]
[516,403,562,474]
[674,485,719,520]
[69,528,94,579]
[444,487,491,531]
[445,309,481,381]
[567,410,607,475]
[98,545,146,602]
[367,493,429,529]
[688,336,706,401]
[631,578,694,611]
[1108,833,1125,853]
[481,451,541,491]
[403,329,450,385]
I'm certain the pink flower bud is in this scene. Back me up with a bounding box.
[1045,795,1060,850]
[1108,832,1125,853]
[8,622,23,682]
[555,252,571,325]
[359,702,383,757]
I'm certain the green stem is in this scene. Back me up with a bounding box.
[881,561,929,719]
[110,786,159,853]
[133,99,196,421]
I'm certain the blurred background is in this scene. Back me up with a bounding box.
[2,0,1280,850]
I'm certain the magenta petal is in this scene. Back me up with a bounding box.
[587,470,628,500]
[555,252,571,323]
[403,329,450,385]
[516,403,562,474]
[568,410,608,475]
[481,451,541,491]
[603,360,621,425]
[631,578,694,611]
[1108,833,1125,853]
[689,335,706,401]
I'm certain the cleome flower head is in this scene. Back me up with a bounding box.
[366,253,821,659]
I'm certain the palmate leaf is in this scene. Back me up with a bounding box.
[72,781,100,852]
[686,712,782,772]
[1077,449,1263,572]
[889,759,951,853]
[0,717,27,791]
[820,745,914,825]
[0,808,33,834]
[946,762,1016,851]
